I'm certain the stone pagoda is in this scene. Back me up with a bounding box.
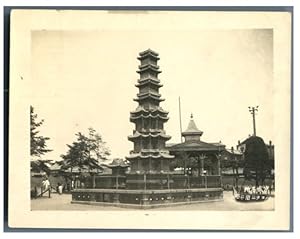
[71,49,224,208]
[126,49,174,189]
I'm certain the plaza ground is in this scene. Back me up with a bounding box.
[31,191,274,211]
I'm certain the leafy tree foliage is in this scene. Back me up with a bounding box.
[61,127,110,171]
[243,136,271,186]
[30,159,52,174]
[221,154,244,187]
[30,106,52,158]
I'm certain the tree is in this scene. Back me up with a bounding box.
[170,151,190,174]
[61,127,110,172]
[221,155,244,187]
[30,106,52,158]
[243,136,271,186]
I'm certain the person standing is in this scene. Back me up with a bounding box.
[42,176,51,198]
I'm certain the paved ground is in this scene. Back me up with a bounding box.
[31,191,274,211]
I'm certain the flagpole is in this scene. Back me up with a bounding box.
[179,96,183,143]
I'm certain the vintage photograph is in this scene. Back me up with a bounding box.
[8,10,291,230]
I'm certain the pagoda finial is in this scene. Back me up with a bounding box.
[191,113,193,119]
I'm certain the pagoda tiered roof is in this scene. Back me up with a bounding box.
[134,92,165,102]
[128,131,171,141]
[130,129,167,135]
[130,113,169,122]
[131,106,168,114]
[137,91,161,98]
[136,65,162,74]
[138,63,159,70]
[135,79,163,88]
[137,49,160,60]
[126,151,174,160]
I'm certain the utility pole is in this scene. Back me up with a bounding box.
[248,106,259,136]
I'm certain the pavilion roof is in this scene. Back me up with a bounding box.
[182,114,203,136]
[167,140,225,152]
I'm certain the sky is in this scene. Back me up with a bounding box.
[30,29,273,161]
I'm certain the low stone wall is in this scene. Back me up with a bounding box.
[71,188,223,209]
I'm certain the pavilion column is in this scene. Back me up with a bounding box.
[200,159,204,187]
[217,156,222,188]
[200,159,204,175]
[217,157,221,176]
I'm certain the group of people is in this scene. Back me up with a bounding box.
[41,176,64,197]
[238,185,272,195]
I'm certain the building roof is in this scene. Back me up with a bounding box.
[106,158,130,168]
[182,114,203,136]
[238,136,274,148]
[63,166,102,173]
[49,162,62,171]
[224,148,243,155]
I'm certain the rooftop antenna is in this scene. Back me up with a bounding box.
[179,97,183,143]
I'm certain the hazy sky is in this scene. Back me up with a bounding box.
[31,29,273,160]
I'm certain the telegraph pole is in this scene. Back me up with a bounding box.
[248,106,259,136]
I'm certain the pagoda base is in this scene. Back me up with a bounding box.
[71,188,223,209]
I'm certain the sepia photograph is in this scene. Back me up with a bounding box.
[8,9,292,230]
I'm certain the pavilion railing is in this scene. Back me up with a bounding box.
[81,174,221,190]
